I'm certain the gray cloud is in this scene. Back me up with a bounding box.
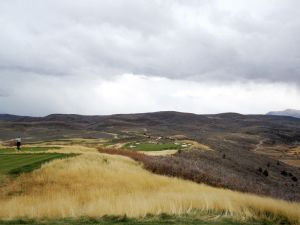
[1,0,300,115]
[1,73,299,116]
[0,0,299,85]
[0,90,9,98]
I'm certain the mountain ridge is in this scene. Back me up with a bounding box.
[2,110,300,121]
[267,109,300,118]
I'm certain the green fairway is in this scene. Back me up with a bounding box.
[124,142,181,151]
[0,153,74,175]
[0,146,61,153]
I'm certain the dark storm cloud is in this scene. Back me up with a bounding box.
[0,0,299,84]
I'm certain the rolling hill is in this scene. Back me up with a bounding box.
[0,111,299,202]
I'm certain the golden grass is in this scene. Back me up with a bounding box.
[253,144,300,167]
[0,152,299,224]
[47,145,98,154]
[0,174,10,187]
[289,146,300,155]
[36,138,109,147]
[281,159,300,167]
[0,144,97,155]
[141,150,178,156]
[105,143,126,149]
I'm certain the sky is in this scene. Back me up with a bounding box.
[0,0,300,116]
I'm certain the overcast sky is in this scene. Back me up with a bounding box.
[0,0,300,116]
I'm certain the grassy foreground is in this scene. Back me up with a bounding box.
[0,214,286,225]
[0,152,299,224]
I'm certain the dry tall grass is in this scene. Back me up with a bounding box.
[47,145,98,154]
[141,149,178,156]
[0,152,299,224]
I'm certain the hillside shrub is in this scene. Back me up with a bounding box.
[98,147,299,201]
[292,176,298,182]
[281,170,288,176]
[263,170,269,177]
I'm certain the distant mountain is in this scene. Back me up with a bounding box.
[0,114,23,121]
[267,109,300,118]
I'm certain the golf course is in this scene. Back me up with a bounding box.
[0,139,299,225]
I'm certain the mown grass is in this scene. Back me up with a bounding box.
[0,214,284,225]
[124,142,181,151]
[0,153,76,175]
[0,147,61,153]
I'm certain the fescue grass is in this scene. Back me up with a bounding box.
[34,138,109,147]
[46,145,98,154]
[141,149,178,156]
[124,142,180,151]
[0,153,75,175]
[0,152,299,224]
